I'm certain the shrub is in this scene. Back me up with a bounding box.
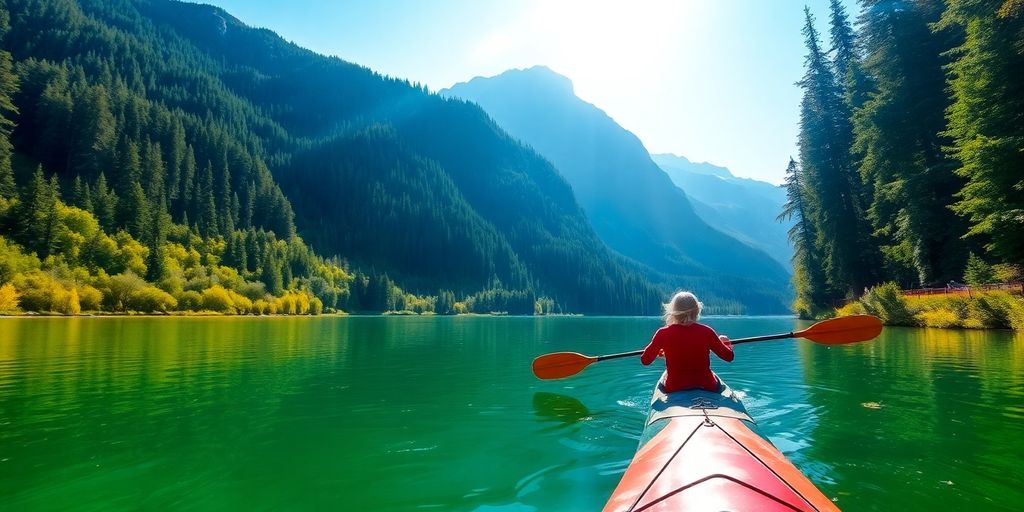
[862,283,916,326]
[0,283,19,311]
[174,290,204,311]
[53,288,81,315]
[77,285,103,311]
[973,292,1024,329]
[0,236,41,283]
[128,286,177,313]
[992,264,1022,283]
[202,285,235,313]
[253,298,272,315]
[13,272,60,312]
[237,281,267,301]
[835,302,867,317]
[230,292,253,315]
[104,272,147,311]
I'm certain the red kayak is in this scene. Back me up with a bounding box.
[604,374,839,511]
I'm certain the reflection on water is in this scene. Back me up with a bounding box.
[532,392,592,427]
[0,316,1022,511]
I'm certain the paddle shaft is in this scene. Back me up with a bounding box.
[594,331,796,362]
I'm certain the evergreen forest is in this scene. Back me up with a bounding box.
[0,0,672,315]
[783,0,1023,317]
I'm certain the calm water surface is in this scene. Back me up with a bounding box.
[1,316,1022,511]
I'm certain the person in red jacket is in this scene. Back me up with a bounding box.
[640,291,734,392]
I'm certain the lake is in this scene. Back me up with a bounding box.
[1,316,1022,511]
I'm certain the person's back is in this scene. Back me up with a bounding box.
[640,291,734,393]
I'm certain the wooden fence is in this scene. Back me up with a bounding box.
[901,282,1024,298]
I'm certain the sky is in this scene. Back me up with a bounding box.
[201,1,856,185]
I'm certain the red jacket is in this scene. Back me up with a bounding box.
[640,323,734,392]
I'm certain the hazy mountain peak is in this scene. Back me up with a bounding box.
[651,153,733,179]
[449,65,576,99]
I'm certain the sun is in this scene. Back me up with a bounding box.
[471,1,706,113]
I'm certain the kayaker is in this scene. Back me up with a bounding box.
[640,291,733,392]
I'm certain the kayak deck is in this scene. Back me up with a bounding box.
[604,376,839,511]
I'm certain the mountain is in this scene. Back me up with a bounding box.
[651,154,793,269]
[0,0,663,314]
[444,66,792,313]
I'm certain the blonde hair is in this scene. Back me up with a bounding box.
[663,291,702,325]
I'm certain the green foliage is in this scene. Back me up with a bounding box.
[0,234,40,282]
[846,284,1024,330]
[792,1,1022,314]
[0,0,671,315]
[174,290,203,311]
[77,284,101,311]
[853,0,971,285]
[859,283,916,326]
[992,264,1022,283]
[790,8,881,312]
[964,252,996,285]
[11,270,79,313]
[129,286,176,313]
[972,292,1024,329]
[102,271,146,312]
[940,0,1024,263]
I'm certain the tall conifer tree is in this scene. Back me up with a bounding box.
[797,8,878,299]
[0,7,18,199]
[854,0,971,284]
[940,0,1024,264]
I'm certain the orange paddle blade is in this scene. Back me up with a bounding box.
[532,352,598,380]
[798,315,883,345]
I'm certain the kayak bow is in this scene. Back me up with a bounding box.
[604,374,840,511]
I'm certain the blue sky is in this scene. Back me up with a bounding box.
[201,1,855,184]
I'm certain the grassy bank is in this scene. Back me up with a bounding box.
[837,283,1024,330]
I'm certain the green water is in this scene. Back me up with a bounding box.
[1,316,1022,511]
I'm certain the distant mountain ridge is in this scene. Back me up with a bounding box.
[651,154,794,269]
[1,0,666,314]
[444,66,792,313]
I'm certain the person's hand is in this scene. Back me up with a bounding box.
[719,335,732,348]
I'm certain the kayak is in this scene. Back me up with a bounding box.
[603,374,840,511]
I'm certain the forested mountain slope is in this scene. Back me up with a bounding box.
[0,0,664,314]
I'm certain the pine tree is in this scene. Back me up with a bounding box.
[941,0,1024,264]
[142,139,164,202]
[854,0,972,284]
[797,8,878,300]
[196,160,218,238]
[261,251,283,295]
[16,168,61,258]
[963,252,995,285]
[177,146,197,220]
[145,198,169,282]
[216,150,232,236]
[0,9,18,200]
[115,137,142,225]
[93,172,117,231]
[71,175,85,207]
[829,0,857,81]
[69,85,116,179]
[778,158,831,317]
[125,181,150,241]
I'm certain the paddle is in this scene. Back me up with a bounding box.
[531,314,882,380]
